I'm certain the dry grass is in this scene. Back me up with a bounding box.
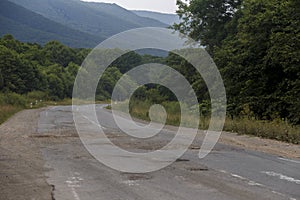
[120,100,300,144]
[0,96,102,125]
[224,118,300,144]
[0,105,22,125]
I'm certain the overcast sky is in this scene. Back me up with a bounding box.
[81,0,178,14]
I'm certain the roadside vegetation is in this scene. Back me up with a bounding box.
[1,0,299,143]
[0,93,24,124]
[116,99,300,144]
[0,92,72,124]
[0,35,163,124]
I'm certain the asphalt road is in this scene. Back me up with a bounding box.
[36,105,300,200]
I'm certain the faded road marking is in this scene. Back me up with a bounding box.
[218,170,265,188]
[122,180,140,186]
[230,173,264,187]
[82,115,107,130]
[278,157,300,164]
[71,187,81,200]
[262,171,300,184]
[247,181,263,186]
[66,173,84,200]
[230,173,246,180]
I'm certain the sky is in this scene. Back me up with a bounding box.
[81,0,178,14]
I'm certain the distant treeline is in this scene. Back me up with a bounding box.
[0,34,166,101]
[0,34,89,100]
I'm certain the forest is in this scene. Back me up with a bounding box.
[0,0,299,142]
[174,0,299,125]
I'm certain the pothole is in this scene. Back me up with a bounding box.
[187,167,209,171]
[122,173,152,181]
[28,134,78,138]
[176,158,190,162]
[189,146,200,150]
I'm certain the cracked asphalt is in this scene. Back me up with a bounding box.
[0,105,299,200]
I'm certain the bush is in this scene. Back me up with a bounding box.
[0,93,27,107]
[26,91,48,101]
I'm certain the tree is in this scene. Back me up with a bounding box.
[43,41,76,67]
[174,0,242,55]
[0,34,22,53]
[215,0,300,123]
[0,70,3,90]
[111,51,142,73]
[0,45,42,93]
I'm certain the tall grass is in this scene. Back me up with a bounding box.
[121,100,300,144]
[224,118,300,144]
[0,93,26,124]
[0,91,73,125]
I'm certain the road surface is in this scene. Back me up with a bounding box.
[0,105,299,200]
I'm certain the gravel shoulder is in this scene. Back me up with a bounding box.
[219,131,300,160]
[0,108,52,200]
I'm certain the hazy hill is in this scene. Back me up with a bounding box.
[132,10,180,26]
[0,0,104,47]
[8,0,168,38]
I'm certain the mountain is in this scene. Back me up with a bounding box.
[0,0,105,47]
[132,10,180,26]
[8,0,168,38]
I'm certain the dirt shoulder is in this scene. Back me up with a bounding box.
[219,131,300,159]
[0,108,53,200]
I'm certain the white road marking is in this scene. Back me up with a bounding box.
[271,190,297,200]
[82,115,107,130]
[262,171,300,184]
[272,190,285,197]
[66,173,83,200]
[247,181,263,186]
[122,180,140,186]
[71,187,81,200]
[278,157,300,164]
[222,171,265,187]
[230,173,246,180]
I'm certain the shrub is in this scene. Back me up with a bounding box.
[26,91,48,101]
[0,93,27,107]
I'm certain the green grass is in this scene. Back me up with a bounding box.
[115,100,300,144]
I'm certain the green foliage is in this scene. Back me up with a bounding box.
[111,52,142,74]
[174,0,242,55]
[0,93,26,107]
[26,91,48,101]
[43,41,76,67]
[97,66,123,100]
[174,0,299,125]
[0,35,83,100]
[214,0,300,124]
[0,44,42,94]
